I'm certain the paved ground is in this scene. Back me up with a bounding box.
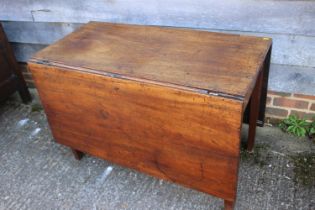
[0,90,314,210]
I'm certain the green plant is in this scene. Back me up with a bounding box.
[309,118,315,139]
[279,115,310,137]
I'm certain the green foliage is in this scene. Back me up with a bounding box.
[309,119,315,139]
[279,115,311,137]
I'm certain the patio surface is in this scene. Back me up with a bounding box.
[0,90,314,210]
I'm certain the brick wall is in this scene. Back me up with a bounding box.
[19,62,315,123]
[266,91,315,122]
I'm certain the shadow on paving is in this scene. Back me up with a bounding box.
[0,90,314,210]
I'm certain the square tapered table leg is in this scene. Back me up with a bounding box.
[247,70,264,151]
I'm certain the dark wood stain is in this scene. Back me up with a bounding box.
[0,22,31,103]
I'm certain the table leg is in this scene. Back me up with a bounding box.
[224,200,235,210]
[18,85,32,103]
[71,148,84,160]
[257,46,272,126]
[247,70,264,152]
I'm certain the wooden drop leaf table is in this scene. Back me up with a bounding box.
[28,22,272,210]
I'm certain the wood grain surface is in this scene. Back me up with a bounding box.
[29,63,243,202]
[31,22,271,101]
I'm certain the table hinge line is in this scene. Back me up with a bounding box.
[34,59,51,66]
[207,91,244,101]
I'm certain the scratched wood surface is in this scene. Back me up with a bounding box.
[31,22,271,102]
[29,63,243,202]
